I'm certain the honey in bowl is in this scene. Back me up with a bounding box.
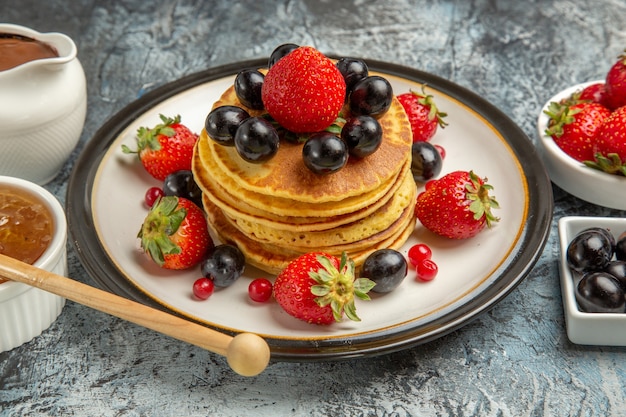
[0,184,54,282]
[0,33,59,71]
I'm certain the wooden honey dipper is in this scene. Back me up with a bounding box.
[0,253,271,377]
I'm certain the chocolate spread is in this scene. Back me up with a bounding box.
[0,34,59,71]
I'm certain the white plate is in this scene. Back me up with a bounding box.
[67,59,553,360]
[537,80,626,210]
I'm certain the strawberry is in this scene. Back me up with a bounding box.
[577,82,609,107]
[605,50,626,111]
[415,170,499,239]
[585,106,626,176]
[273,252,375,325]
[122,114,198,181]
[544,101,611,162]
[138,196,213,270]
[397,87,448,142]
[261,46,346,133]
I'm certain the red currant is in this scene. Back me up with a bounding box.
[408,243,432,267]
[434,144,446,159]
[193,277,215,300]
[145,186,164,208]
[417,259,438,282]
[248,278,273,302]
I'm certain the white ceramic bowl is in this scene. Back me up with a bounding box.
[0,23,87,185]
[558,216,626,346]
[0,176,67,352]
[537,81,626,210]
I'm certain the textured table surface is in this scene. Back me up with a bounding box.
[2,1,626,416]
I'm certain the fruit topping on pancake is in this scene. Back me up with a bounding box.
[262,46,346,133]
[205,45,402,176]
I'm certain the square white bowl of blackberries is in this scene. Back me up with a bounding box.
[558,216,626,345]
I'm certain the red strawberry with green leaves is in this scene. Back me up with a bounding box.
[397,87,448,142]
[261,46,346,133]
[273,252,375,325]
[585,106,626,176]
[122,114,198,181]
[544,101,611,162]
[138,196,213,270]
[415,170,499,239]
[577,82,609,107]
[605,50,626,111]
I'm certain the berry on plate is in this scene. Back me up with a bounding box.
[138,196,212,270]
[201,244,246,288]
[193,277,215,300]
[348,75,393,118]
[248,278,273,303]
[162,169,203,208]
[234,69,265,110]
[144,186,164,208]
[205,105,250,146]
[416,258,438,282]
[340,115,383,158]
[544,100,611,162]
[122,114,198,181]
[415,170,500,239]
[586,105,626,175]
[407,243,433,267]
[336,57,369,95]
[361,249,407,294]
[411,141,443,182]
[397,87,448,142]
[302,132,348,175]
[268,43,299,68]
[605,50,626,111]
[234,117,280,163]
[261,46,346,133]
[273,252,375,325]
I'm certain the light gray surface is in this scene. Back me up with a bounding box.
[2,1,626,415]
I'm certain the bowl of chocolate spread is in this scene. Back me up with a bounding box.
[0,24,87,185]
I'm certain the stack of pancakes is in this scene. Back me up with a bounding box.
[192,82,416,274]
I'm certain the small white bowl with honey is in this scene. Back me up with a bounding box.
[0,175,67,352]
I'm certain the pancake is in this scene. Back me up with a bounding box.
[224,172,416,249]
[194,132,407,218]
[193,139,411,229]
[204,83,413,203]
[203,193,417,275]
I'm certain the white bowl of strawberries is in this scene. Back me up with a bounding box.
[536,52,626,210]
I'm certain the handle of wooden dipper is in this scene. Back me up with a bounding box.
[0,254,270,377]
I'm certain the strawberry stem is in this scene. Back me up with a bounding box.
[309,252,375,322]
[138,196,186,266]
[584,152,626,176]
[543,101,582,137]
[410,85,449,128]
[122,114,180,155]
[466,171,500,227]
